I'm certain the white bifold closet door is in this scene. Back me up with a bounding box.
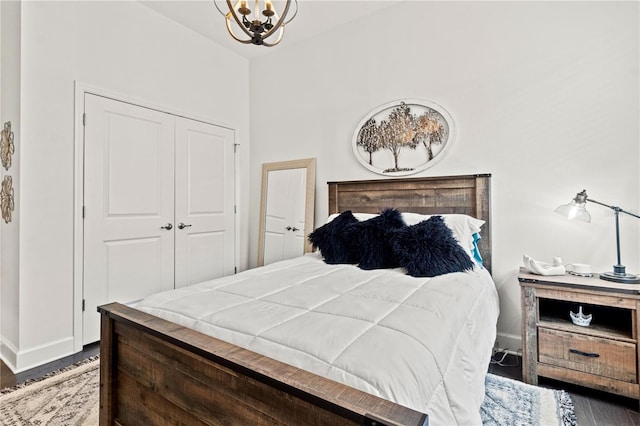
[174,118,235,288]
[83,94,235,344]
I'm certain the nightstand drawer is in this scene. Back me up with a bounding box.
[538,327,637,383]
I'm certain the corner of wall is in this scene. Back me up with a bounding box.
[1,0,21,372]
[495,332,522,356]
[0,338,18,372]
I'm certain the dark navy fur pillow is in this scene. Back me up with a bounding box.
[389,215,475,277]
[344,208,406,270]
[308,210,359,264]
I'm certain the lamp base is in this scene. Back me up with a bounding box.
[600,271,640,284]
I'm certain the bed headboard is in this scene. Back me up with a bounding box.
[327,174,492,274]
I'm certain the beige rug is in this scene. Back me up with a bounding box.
[0,358,99,425]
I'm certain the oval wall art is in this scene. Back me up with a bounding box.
[352,99,455,176]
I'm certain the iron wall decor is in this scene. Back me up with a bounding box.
[352,100,455,176]
[1,121,15,171]
[1,175,14,223]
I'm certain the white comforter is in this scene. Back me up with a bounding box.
[136,253,499,425]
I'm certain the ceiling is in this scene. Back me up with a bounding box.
[140,1,401,59]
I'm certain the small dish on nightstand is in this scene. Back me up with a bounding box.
[566,263,593,277]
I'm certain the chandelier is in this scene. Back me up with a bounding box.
[214,0,298,47]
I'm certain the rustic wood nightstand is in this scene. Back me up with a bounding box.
[519,268,640,402]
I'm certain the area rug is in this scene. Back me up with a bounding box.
[0,357,99,425]
[1,358,576,426]
[481,373,578,426]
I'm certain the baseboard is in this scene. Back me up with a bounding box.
[0,337,19,372]
[2,337,75,374]
[495,331,522,355]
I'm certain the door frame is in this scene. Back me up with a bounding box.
[73,81,239,353]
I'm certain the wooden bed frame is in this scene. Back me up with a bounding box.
[98,174,491,425]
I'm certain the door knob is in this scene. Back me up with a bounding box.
[291,227,300,232]
[160,223,173,230]
[178,223,192,229]
[285,226,292,231]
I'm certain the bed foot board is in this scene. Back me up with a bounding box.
[99,303,428,426]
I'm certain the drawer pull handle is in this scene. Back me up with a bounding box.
[569,348,600,358]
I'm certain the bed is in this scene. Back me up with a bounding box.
[98,174,497,426]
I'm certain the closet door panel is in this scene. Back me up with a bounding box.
[83,94,175,344]
[175,118,235,288]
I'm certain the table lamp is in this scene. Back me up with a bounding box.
[555,190,640,284]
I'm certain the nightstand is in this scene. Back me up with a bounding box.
[519,268,640,402]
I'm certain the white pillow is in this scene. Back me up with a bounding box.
[326,212,376,223]
[325,211,484,262]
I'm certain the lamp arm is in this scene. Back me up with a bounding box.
[587,198,640,220]
[588,196,639,272]
[570,190,640,283]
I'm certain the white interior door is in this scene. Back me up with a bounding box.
[174,118,235,288]
[263,168,306,265]
[83,94,175,344]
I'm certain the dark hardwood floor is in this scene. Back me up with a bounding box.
[2,345,640,425]
[488,351,640,426]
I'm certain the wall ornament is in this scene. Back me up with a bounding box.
[1,121,15,171]
[352,99,455,176]
[1,175,14,224]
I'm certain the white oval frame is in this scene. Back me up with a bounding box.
[351,99,456,176]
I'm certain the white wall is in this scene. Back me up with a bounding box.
[249,1,640,352]
[0,0,22,369]
[4,0,250,372]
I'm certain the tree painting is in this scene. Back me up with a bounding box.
[414,109,446,161]
[378,103,418,173]
[352,100,452,176]
[356,118,379,165]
